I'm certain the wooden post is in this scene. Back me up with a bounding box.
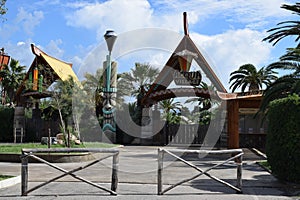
[48,128,51,148]
[236,155,243,193]
[111,152,119,194]
[14,128,16,143]
[21,154,28,196]
[157,148,164,195]
[227,100,239,149]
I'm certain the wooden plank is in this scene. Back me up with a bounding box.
[111,152,119,194]
[162,148,243,154]
[236,155,243,193]
[28,154,117,195]
[22,148,119,153]
[157,148,164,195]
[21,155,28,196]
[159,149,243,195]
[227,100,239,149]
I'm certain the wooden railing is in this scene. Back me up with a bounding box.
[157,148,243,195]
[21,148,119,196]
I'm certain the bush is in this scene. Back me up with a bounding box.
[0,106,14,142]
[266,94,300,183]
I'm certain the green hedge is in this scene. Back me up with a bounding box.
[266,94,300,183]
[0,107,14,142]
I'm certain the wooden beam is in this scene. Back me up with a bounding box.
[239,100,261,108]
[227,100,239,149]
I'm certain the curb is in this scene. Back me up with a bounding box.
[0,175,21,189]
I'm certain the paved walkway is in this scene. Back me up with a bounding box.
[0,146,299,199]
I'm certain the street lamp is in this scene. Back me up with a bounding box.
[104,30,117,53]
[102,30,118,142]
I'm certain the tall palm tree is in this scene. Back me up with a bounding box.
[0,58,26,105]
[120,62,159,97]
[261,1,300,112]
[159,98,181,123]
[260,47,300,112]
[229,64,277,93]
[82,68,127,117]
[263,3,300,46]
[119,63,159,125]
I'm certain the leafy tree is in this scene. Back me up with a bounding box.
[263,3,300,46]
[120,63,159,97]
[229,64,277,93]
[261,2,300,112]
[119,63,159,125]
[260,47,300,112]
[0,58,26,105]
[49,77,77,137]
[82,68,127,118]
[159,99,181,123]
[0,0,7,18]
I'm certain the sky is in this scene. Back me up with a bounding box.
[0,0,299,91]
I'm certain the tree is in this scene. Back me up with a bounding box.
[0,0,7,17]
[261,2,300,112]
[263,3,300,46]
[120,63,159,97]
[82,68,128,117]
[119,63,159,125]
[0,58,26,105]
[260,47,300,112]
[50,77,77,138]
[229,64,277,93]
[159,99,181,123]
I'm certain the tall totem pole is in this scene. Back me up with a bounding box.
[102,30,117,143]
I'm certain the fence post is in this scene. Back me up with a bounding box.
[21,153,28,196]
[158,148,164,195]
[236,155,243,193]
[111,152,119,194]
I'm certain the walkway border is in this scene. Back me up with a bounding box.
[157,148,243,195]
[21,148,119,196]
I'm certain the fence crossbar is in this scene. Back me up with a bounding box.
[158,148,243,195]
[21,148,119,196]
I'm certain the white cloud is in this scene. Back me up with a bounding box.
[17,41,26,46]
[66,0,154,40]
[191,28,272,90]
[4,40,35,68]
[45,39,64,59]
[15,7,44,36]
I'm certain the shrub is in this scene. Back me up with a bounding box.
[0,106,14,142]
[266,94,300,183]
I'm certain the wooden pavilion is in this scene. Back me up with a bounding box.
[141,12,266,148]
[16,44,79,106]
[13,44,79,142]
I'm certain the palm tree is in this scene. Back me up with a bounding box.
[119,63,159,125]
[120,63,159,97]
[229,64,277,93]
[260,47,300,112]
[159,99,181,123]
[82,68,127,117]
[0,58,26,105]
[263,3,300,46]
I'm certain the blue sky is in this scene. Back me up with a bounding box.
[0,0,298,91]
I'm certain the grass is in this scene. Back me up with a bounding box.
[0,175,14,181]
[0,142,118,154]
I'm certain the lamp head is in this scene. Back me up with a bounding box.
[104,30,117,53]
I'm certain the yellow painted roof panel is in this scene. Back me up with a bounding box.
[40,53,80,85]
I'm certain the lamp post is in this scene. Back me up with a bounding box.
[102,30,117,142]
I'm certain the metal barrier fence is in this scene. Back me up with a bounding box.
[157,148,243,195]
[21,148,119,196]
